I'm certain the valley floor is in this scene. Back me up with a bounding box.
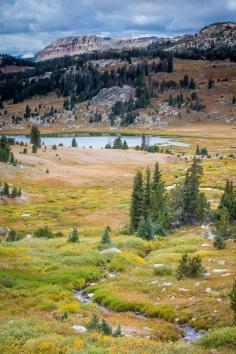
[0,124,236,353]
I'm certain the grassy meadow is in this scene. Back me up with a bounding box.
[0,124,236,353]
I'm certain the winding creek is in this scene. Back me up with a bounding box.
[73,273,206,343]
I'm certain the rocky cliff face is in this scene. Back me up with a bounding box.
[166,22,236,52]
[35,22,236,62]
[35,35,160,61]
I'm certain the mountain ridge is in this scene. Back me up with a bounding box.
[35,22,236,62]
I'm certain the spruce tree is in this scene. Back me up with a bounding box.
[182,157,204,224]
[122,140,128,150]
[30,125,41,148]
[137,216,154,240]
[130,170,144,231]
[3,182,9,196]
[219,179,236,222]
[113,325,123,337]
[213,234,226,250]
[215,207,232,240]
[25,104,31,118]
[230,280,236,323]
[100,226,111,244]
[87,314,100,331]
[68,227,79,243]
[32,144,37,153]
[151,162,166,223]
[11,187,18,198]
[71,137,78,147]
[100,319,112,335]
[195,145,200,155]
[142,167,151,219]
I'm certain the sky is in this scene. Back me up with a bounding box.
[0,0,236,57]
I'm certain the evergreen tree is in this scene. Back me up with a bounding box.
[151,162,166,223]
[32,144,37,153]
[182,157,205,224]
[142,167,151,219]
[137,216,154,240]
[195,145,200,155]
[68,227,79,243]
[112,136,123,149]
[11,187,18,198]
[100,226,112,244]
[140,134,147,151]
[113,325,123,337]
[230,280,236,323]
[25,104,31,118]
[219,179,236,222]
[100,319,112,335]
[196,192,210,223]
[130,170,144,231]
[189,78,196,90]
[30,125,41,148]
[167,57,173,73]
[176,253,204,280]
[208,78,214,89]
[87,314,100,331]
[215,206,232,240]
[213,234,226,250]
[71,137,78,147]
[122,140,128,150]
[3,182,9,196]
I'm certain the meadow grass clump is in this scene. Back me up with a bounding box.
[176,253,205,280]
[198,326,236,349]
[92,286,176,321]
[153,265,173,276]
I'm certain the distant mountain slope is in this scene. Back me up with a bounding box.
[166,22,236,52]
[35,22,236,62]
[35,35,164,62]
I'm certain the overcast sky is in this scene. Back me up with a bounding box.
[0,0,236,56]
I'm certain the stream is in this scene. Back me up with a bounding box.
[74,273,206,342]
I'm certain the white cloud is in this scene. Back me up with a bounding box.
[0,0,235,55]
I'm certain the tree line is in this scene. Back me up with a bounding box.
[130,157,235,243]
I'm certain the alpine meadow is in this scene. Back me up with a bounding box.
[0,1,236,353]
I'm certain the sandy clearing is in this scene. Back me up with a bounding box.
[2,146,176,188]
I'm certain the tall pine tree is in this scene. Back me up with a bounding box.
[142,167,151,220]
[151,162,166,223]
[130,170,144,231]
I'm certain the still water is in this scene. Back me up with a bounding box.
[6,134,189,148]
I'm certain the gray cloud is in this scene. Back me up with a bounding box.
[0,0,235,55]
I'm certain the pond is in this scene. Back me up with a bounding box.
[6,134,189,148]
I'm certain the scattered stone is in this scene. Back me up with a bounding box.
[212,269,228,273]
[72,325,88,333]
[217,260,225,265]
[178,288,189,292]
[162,282,173,287]
[100,247,121,254]
[153,263,165,268]
[87,293,94,298]
[220,273,231,277]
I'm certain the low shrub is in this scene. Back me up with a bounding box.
[176,253,205,280]
[198,326,236,348]
[153,265,173,276]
